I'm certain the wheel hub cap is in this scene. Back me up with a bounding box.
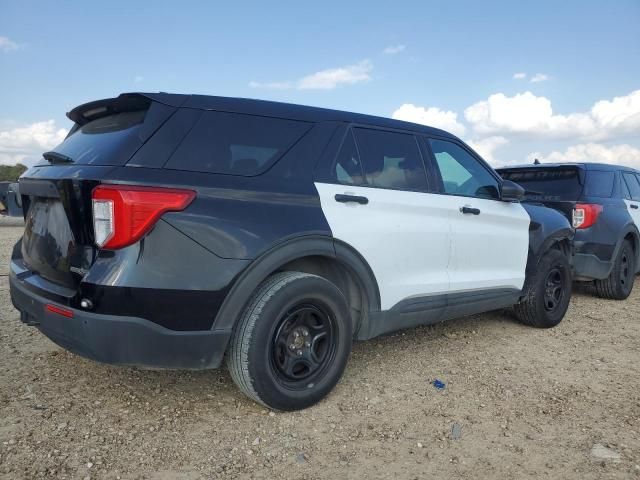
[271,304,336,386]
[543,267,564,312]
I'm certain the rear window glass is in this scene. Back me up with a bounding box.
[499,168,583,200]
[49,110,147,165]
[165,111,311,175]
[584,171,615,198]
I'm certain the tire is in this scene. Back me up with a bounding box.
[594,240,635,300]
[514,249,572,328]
[227,271,352,411]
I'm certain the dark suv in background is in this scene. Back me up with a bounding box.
[10,93,573,410]
[498,162,640,299]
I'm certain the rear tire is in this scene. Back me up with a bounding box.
[514,249,572,328]
[227,271,352,411]
[595,239,635,300]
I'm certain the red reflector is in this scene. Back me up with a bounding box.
[92,185,196,250]
[46,304,74,318]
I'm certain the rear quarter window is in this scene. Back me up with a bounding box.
[583,171,614,198]
[165,111,311,176]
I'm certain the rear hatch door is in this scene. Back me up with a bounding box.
[18,94,177,290]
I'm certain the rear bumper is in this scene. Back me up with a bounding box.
[572,252,613,280]
[10,272,231,369]
[572,240,615,280]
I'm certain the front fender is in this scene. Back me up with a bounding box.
[522,203,574,274]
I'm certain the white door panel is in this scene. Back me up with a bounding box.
[449,197,530,292]
[315,182,451,310]
[623,199,640,227]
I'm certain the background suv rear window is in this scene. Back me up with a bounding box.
[165,111,311,175]
[499,168,583,200]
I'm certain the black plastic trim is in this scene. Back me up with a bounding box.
[359,288,520,340]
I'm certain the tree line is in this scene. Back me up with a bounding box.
[0,164,28,182]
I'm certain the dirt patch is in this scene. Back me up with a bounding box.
[0,226,638,479]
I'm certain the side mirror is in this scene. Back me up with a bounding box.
[501,180,525,202]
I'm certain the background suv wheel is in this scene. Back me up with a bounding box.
[595,239,635,300]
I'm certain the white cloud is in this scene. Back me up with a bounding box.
[297,60,373,90]
[530,73,549,83]
[0,36,19,53]
[527,143,640,169]
[513,72,527,80]
[250,60,373,91]
[590,91,640,137]
[392,103,466,136]
[0,120,68,166]
[466,136,509,164]
[382,44,406,55]
[464,89,640,141]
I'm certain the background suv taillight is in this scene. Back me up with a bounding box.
[572,203,603,229]
[91,185,196,249]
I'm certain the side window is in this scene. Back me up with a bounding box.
[429,139,500,200]
[165,111,310,175]
[353,128,428,191]
[620,173,632,199]
[333,131,364,185]
[623,172,640,201]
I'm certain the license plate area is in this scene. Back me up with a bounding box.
[21,198,78,287]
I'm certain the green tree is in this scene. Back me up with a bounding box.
[0,163,28,182]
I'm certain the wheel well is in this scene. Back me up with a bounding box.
[624,232,638,253]
[549,238,571,257]
[276,255,366,333]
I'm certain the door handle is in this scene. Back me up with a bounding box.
[460,206,480,215]
[335,194,369,205]
[631,204,639,209]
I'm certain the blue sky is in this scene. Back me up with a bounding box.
[1,0,639,167]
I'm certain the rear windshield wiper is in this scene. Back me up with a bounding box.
[42,151,73,164]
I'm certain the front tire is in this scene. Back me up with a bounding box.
[594,239,635,300]
[514,249,572,328]
[227,272,352,411]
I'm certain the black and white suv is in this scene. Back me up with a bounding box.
[498,162,640,299]
[10,93,573,410]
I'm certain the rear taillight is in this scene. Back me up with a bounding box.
[572,203,603,229]
[92,185,196,249]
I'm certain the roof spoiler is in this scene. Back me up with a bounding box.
[66,92,188,125]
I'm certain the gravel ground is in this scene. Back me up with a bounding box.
[0,225,638,479]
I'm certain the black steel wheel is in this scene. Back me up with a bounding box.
[543,267,566,313]
[227,272,352,411]
[514,248,572,328]
[595,239,635,300]
[271,304,337,388]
